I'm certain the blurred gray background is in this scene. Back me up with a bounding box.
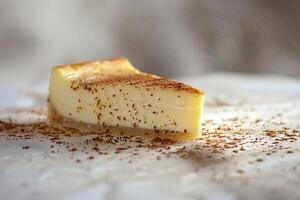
[0,0,300,82]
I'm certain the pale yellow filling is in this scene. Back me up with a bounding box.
[48,58,204,139]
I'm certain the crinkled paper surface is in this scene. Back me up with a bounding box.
[0,73,300,200]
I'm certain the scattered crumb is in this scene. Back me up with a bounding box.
[0,108,299,169]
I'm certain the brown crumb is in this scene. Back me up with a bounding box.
[255,119,262,123]
[265,130,277,137]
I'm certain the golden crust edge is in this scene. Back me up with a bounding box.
[51,57,204,95]
[52,57,130,70]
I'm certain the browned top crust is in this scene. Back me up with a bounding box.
[54,57,204,95]
[79,74,203,94]
[54,57,130,70]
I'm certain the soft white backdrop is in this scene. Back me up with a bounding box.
[0,0,300,82]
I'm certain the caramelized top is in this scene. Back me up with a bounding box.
[52,57,204,95]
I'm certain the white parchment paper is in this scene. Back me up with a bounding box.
[0,73,300,200]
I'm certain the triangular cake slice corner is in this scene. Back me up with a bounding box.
[48,58,204,141]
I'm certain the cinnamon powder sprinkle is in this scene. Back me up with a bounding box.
[0,108,299,167]
[265,130,277,137]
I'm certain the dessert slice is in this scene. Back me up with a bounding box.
[48,58,204,140]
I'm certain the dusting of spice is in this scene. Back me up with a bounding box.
[0,108,299,170]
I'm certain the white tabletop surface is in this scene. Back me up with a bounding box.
[0,73,300,200]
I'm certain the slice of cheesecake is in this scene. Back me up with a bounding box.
[48,58,204,140]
